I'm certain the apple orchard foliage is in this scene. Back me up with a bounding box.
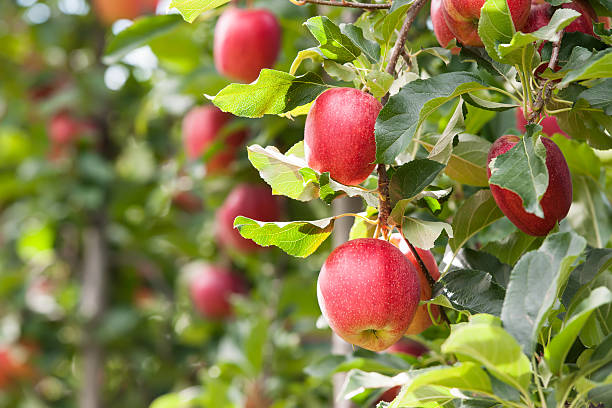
[0,0,611,407]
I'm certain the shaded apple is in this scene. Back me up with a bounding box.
[523,0,597,36]
[216,184,281,252]
[182,105,248,173]
[172,191,203,213]
[48,112,82,144]
[487,135,572,236]
[214,8,281,83]
[390,234,441,335]
[305,88,382,186]
[388,338,429,357]
[442,0,531,46]
[92,0,158,25]
[522,2,553,33]
[515,108,568,138]
[431,0,456,47]
[189,265,247,319]
[373,386,401,405]
[317,238,421,352]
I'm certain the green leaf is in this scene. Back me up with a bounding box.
[488,129,549,218]
[322,60,357,82]
[448,190,504,254]
[305,352,411,379]
[318,173,379,207]
[340,23,380,63]
[545,287,612,375]
[428,100,466,165]
[577,271,612,347]
[435,269,506,316]
[546,47,612,85]
[365,70,394,99]
[567,175,612,248]
[482,230,544,265]
[556,108,612,150]
[381,0,415,46]
[578,78,612,115]
[247,143,319,202]
[305,16,362,64]
[442,316,532,392]
[169,0,229,23]
[210,70,329,118]
[349,207,378,240]
[563,248,612,307]
[401,217,453,250]
[233,216,335,258]
[389,159,446,207]
[290,48,324,75]
[551,134,601,181]
[501,232,587,354]
[103,15,183,64]
[375,72,485,164]
[406,363,493,395]
[478,0,516,63]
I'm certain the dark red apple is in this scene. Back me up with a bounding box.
[216,184,282,252]
[374,386,401,405]
[522,2,553,33]
[388,338,429,357]
[190,265,247,319]
[390,234,441,335]
[487,135,572,236]
[182,105,248,173]
[305,88,382,186]
[172,191,203,213]
[442,0,531,46]
[431,0,456,47]
[515,108,568,138]
[214,8,281,83]
[92,0,158,25]
[317,238,421,352]
[49,112,81,144]
[562,0,596,35]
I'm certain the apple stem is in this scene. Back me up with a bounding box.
[528,32,564,125]
[288,0,391,9]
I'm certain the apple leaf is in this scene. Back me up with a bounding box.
[318,173,379,207]
[247,143,319,202]
[567,175,612,248]
[339,369,420,400]
[501,232,587,355]
[389,159,446,208]
[380,0,415,45]
[572,270,612,348]
[441,316,532,392]
[210,69,329,118]
[340,23,380,63]
[497,9,580,61]
[578,78,612,115]
[544,47,612,85]
[103,15,183,64]
[290,48,324,75]
[428,100,465,165]
[233,216,335,258]
[552,134,602,181]
[488,126,549,218]
[448,190,504,254]
[401,217,453,250]
[304,16,362,64]
[482,231,544,266]
[556,106,612,150]
[478,0,516,63]
[545,287,612,375]
[563,248,612,308]
[349,207,378,240]
[375,72,486,164]
[304,351,411,379]
[434,269,506,316]
[169,0,230,23]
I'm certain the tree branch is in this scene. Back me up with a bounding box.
[385,0,428,76]
[528,32,563,124]
[289,0,391,9]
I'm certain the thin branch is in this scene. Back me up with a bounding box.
[376,164,391,229]
[528,32,563,124]
[289,0,391,9]
[385,0,428,76]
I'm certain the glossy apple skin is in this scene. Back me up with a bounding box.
[49,112,81,144]
[390,234,441,335]
[190,266,246,319]
[305,88,382,186]
[92,0,158,25]
[214,8,281,83]
[216,184,281,252]
[442,0,531,46]
[182,106,248,173]
[432,0,456,47]
[523,0,596,36]
[516,108,568,138]
[487,135,572,236]
[522,2,552,32]
[317,238,421,352]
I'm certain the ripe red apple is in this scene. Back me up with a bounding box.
[431,0,456,47]
[305,88,382,186]
[523,0,596,36]
[515,108,568,138]
[216,184,282,252]
[374,386,401,405]
[487,135,572,236]
[92,0,158,25]
[214,8,281,83]
[317,238,421,352]
[388,338,429,357]
[172,191,203,213]
[442,0,531,46]
[522,2,553,33]
[49,112,82,144]
[190,265,247,319]
[182,105,248,173]
[0,344,35,389]
[390,234,441,335]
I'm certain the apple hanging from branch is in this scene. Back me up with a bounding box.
[190,265,247,319]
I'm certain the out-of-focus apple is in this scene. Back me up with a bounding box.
[49,112,81,144]
[92,0,158,25]
[190,265,247,319]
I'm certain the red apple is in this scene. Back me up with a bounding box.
[442,0,531,46]
[0,344,35,389]
[172,191,203,213]
[390,234,441,335]
[374,386,401,405]
[562,0,596,35]
[431,0,456,47]
[317,238,421,352]
[388,338,429,357]
[190,265,247,319]
[515,108,568,138]
[487,135,572,236]
[92,0,158,25]
[522,2,553,33]
[216,184,282,252]
[214,8,281,83]
[182,105,248,173]
[305,88,382,186]
[49,112,81,144]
